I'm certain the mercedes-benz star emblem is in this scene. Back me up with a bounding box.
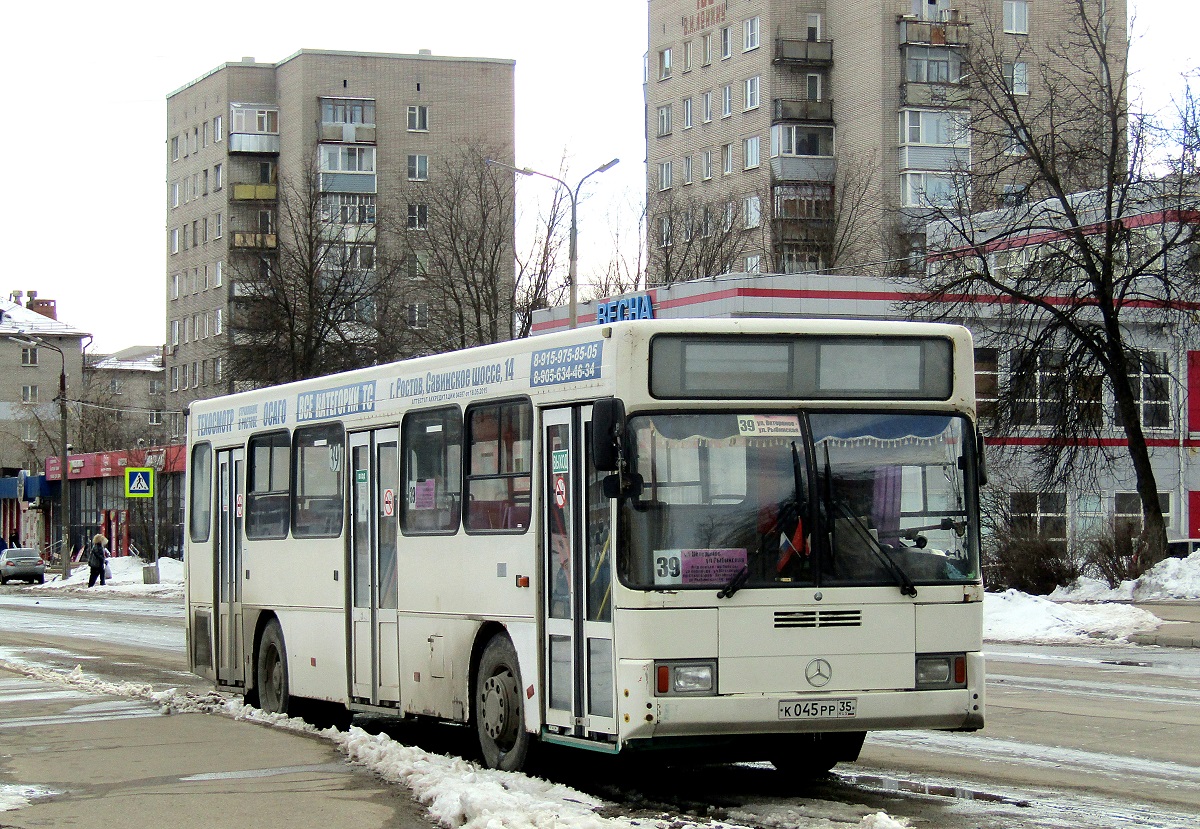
[805,658,832,687]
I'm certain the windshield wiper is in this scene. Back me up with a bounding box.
[717,566,749,599]
[830,498,918,598]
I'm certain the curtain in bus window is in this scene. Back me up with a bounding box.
[465,400,532,532]
[378,441,399,609]
[246,431,290,539]
[293,424,345,538]
[189,443,212,542]
[401,407,462,534]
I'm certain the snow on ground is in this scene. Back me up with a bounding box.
[984,591,1161,644]
[1051,551,1200,602]
[31,554,184,598]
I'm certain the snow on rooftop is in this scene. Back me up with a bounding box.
[0,300,88,339]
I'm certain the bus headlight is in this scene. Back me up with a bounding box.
[915,654,967,689]
[655,660,717,695]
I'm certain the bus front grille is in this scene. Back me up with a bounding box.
[774,609,862,628]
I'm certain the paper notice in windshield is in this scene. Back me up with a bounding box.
[653,548,748,586]
[737,414,802,437]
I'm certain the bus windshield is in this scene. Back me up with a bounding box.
[618,411,979,590]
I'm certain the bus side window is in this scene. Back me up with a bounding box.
[292,423,345,538]
[247,431,290,539]
[401,407,463,535]
[464,399,532,533]
[189,442,213,542]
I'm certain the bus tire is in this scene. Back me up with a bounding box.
[474,635,530,771]
[256,619,291,716]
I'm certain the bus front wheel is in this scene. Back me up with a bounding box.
[474,635,530,771]
[256,620,291,716]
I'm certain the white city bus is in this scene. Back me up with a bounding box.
[185,318,985,773]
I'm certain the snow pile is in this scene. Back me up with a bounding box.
[1051,551,1200,602]
[36,554,183,598]
[984,589,1161,644]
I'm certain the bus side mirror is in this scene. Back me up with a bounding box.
[592,398,625,472]
[976,432,987,487]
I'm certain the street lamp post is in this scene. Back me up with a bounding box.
[485,157,620,329]
[11,335,71,580]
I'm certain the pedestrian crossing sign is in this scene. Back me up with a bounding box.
[125,467,155,498]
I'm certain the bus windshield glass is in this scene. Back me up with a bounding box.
[618,411,978,590]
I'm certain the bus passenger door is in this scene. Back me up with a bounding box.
[348,429,401,706]
[216,448,244,687]
[542,406,616,741]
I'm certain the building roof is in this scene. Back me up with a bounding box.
[0,301,89,339]
[88,346,164,373]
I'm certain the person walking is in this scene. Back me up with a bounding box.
[87,533,109,587]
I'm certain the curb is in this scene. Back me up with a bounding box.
[1130,626,1200,648]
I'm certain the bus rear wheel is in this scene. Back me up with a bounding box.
[474,635,530,771]
[256,620,291,716]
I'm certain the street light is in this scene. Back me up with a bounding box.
[486,156,621,329]
[10,334,71,580]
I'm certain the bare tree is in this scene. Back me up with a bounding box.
[908,1,1200,567]
[648,187,761,284]
[511,165,571,339]
[587,190,648,300]
[227,161,401,385]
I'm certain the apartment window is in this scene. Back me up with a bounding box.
[322,98,375,125]
[170,366,179,391]
[701,33,712,65]
[701,150,713,180]
[722,143,734,175]
[215,213,222,238]
[203,121,210,147]
[22,385,38,404]
[658,215,672,248]
[744,76,760,110]
[776,183,834,220]
[214,115,223,141]
[171,182,180,208]
[913,0,951,21]
[1003,0,1029,34]
[722,85,733,117]
[771,124,835,157]
[702,91,713,123]
[202,169,209,196]
[907,46,959,84]
[1010,492,1067,552]
[258,161,277,185]
[171,319,180,346]
[806,74,821,101]
[192,362,199,388]
[682,98,693,129]
[800,13,819,40]
[215,309,223,335]
[20,347,37,366]
[658,161,673,190]
[743,16,760,51]
[723,201,736,232]
[170,228,180,254]
[203,217,210,244]
[743,135,761,168]
[901,171,960,207]
[407,104,429,131]
[900,109,969,146]
[215,261,223,287]
[192,127,199,153]
[682,155,693,185]
[1011,350,1071,426]
[214,357,223,383]
[150,378,165,395]
[109,378,123,395]
[407,203,429,230]
[720,26,733,59]
[192,221,199,248]
[149,410,164,426]
[657,104,673,136]
[1006,126,1031,156]
[171,136,180,161]
[1115,352,1171,429]
[232,107,279,134]
[682,41,692,71]
[408,154,429,181]
[746,254,761,273]
[658,47,672,80]
[322,193,377,224]
[1115,492,1171,539]
[214,163,223,190]
[322,145,375,172]
[1004,62,1029,95]
[974,348,999,425]
[744,195,761,228]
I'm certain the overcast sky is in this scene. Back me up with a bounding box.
[0,1,1192,353]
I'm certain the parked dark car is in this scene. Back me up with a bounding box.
[0,547,45,584]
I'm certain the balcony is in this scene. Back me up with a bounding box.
[900,81,969,108]
[231,232,277,249]
[231,183,278,201]
[773,98,834,123]
[774,39,833,66]
[900,19,970,47]
[228,133,281,154]
[319,123,376,144]
[777,218,833,243]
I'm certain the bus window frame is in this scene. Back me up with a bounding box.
[189,441,213,543]
[245,429,291,540]
[291,422,346,539]
[463,396,533,535]
[400,405,464,537]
